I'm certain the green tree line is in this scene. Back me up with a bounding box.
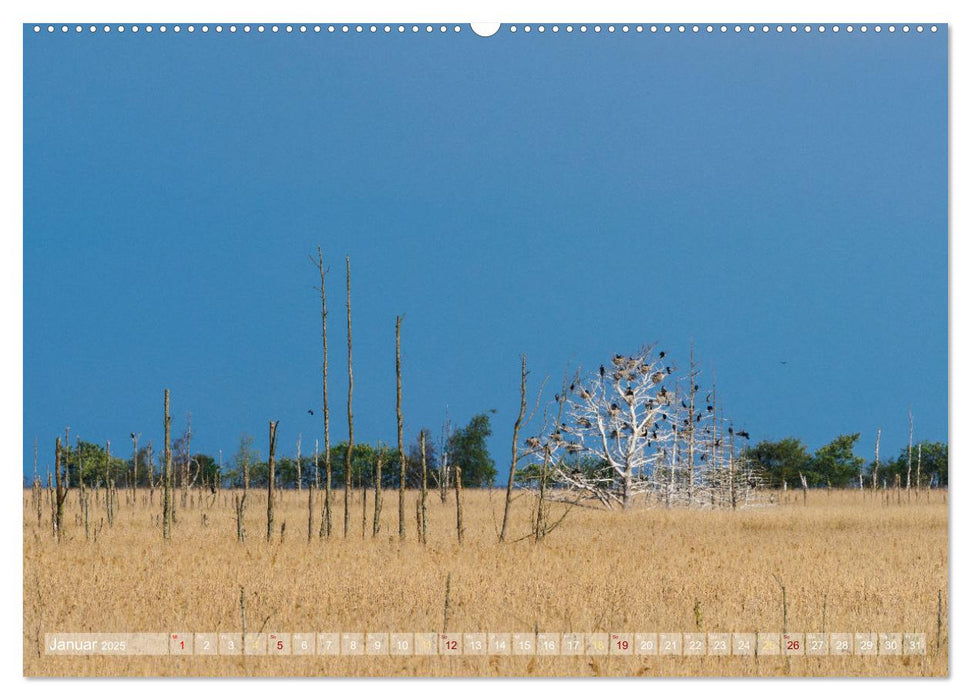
[742,434,948,488]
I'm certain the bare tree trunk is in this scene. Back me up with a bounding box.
[420,430,428,544]
[313,246,333,538]
[454,465,464,544]
[131,433,138,506]
[77,436,89,539]
[296,434,302,491]
[266,420,279,541]
[873,428,881,493]
[147,442,155,506]
[105,440,114,527]
[53,437,67,541]
[501,354,527,543]
[439,413,451,504]
[729,428,737,510]
[234,455,248,542]
[396,315,406,540]
[373,449,383,536]
[163,389,172,540]
[344,256,354,538]
[907,407,914,495]
[308,478,315,543]
[182,412,192,509]
[686,343,697,504]
[361,484,368,539]
[917,442,923,493]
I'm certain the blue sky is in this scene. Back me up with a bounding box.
[23,25,947,479]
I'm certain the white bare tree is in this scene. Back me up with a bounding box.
[553,346,676,509]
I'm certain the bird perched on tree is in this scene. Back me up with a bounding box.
[651,372,665,384]
[577,417,591,428]
[599,365,606,379]
[659,351,666,359]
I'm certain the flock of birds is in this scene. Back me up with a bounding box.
[522,349,753,462]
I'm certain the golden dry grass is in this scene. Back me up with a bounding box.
[23,487,948,677]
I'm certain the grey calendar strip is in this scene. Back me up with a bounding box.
[45,632,926,656]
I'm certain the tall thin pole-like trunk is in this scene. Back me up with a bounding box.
[147,442,155,506]
[296,434,302,491]
[420,430,428,544]
[917,442,923,493]
[500,354,527,543]
[52,437,67,541]
[235,453,249,542]
[686,342,697,504]
[131,433,138,505]
[344,256,354,538]
[105,440,114,527]
[163,389,172,540]
[77,436,88,539]
[182,412,192,509]
[729,428,737,510]
[307,478,315,542]
[373,449,383,536]
[266,420,279,541]
[313,246,333,538]
[396,315,406,539]
[454,465,464,544]
[873,428,881,493]
[907,407,914,494]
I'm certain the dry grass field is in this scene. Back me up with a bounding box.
[23,487,948,677]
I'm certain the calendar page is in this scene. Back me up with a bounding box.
[21,13,948,680]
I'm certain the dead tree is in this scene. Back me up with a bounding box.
[438,411,451,503]
[105,440,114,527]
[77,436,89,539]
[685,343,699,503]
[131,432,139,505]
[873,428,881,493]
[296,434,303,491]
[420,430,429,544]
[396,315,406,539]
[307,477,315,542]
[266,420,279,541]
[917,442,923,492]
[312,246,333,538]
[500,354,528,543]
[234,449,249,542]
[535,393,568,541]
[147,442,155,506]
[559,347,673,509]
[344,255,354,538]
[454,465,464,544]
[181,412,192,508]
[907,408,914,494]
[163,389,173,539]
[52,437,67,541]
[373,446,383,536]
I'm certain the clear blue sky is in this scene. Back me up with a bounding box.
[23,25,947,480]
